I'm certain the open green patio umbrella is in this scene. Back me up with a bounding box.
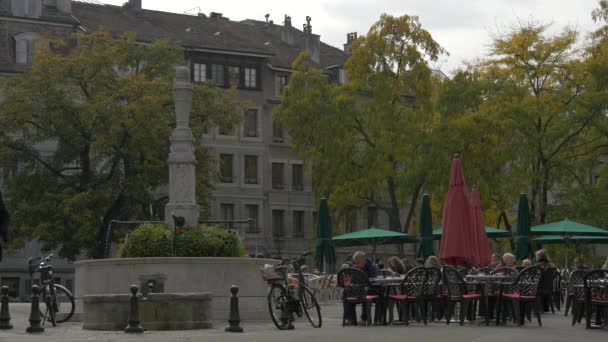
[333,227,415,260]
[515,193,532,261]
[533,235,608,243]
[531,219,608,268]
[417,194,434,258]
[432,226,510,240]
[315,198,335,272]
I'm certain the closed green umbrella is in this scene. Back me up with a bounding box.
[333,227,415,260]
[315,198,335,272]
[515,193,532,261]
[417,194,434,258]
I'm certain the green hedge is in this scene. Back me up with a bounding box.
[118,224,246,258]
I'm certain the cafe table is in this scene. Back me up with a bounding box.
[464,274,510,326]
[369,276,405,324]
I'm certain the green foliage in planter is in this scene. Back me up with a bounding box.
[118,224,173,258]
[118,224,246,258]
[175,225,246,257]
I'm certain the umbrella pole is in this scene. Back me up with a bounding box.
[564,237,569,270]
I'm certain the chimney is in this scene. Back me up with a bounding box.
[128,0,141,10]
[343,32,357,53]
[280,14,295,45]
[303,16,320,64]
[56,0,71,13]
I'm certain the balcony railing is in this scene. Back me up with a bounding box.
[272,136,284,143]
[272,183,284,190]
[244,177,259,184]
[292,185,304,191]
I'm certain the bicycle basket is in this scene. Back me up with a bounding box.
[260,266,287,281]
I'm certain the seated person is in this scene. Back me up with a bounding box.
[574,257,587,270]
[499,253,516,268]
[388,256,406,275]
[343,251,379,325]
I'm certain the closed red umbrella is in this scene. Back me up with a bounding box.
[470,187,492,267]
[440,156,477,266]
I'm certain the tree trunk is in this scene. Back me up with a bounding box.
[403,182,424,234]
[540,164,550,224]
[386,176,402,231]
[93,194,126,259]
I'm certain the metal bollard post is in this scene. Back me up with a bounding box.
[225,285,243,332]
[0,286,13,329]
[26,285,44,333]
[124,285,144,333]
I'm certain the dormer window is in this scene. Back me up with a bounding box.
[14,32,39,65]
[11,0,42,18]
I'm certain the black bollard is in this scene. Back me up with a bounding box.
[0,286,13,330]
[26,285,44,333]
[225,285,243,332]
[124,285,144,333]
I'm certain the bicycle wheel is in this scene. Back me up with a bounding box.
[267,284,292,330]
[301,286,322,328]
[52,284,75,323]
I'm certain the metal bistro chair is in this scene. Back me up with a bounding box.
[490,267,519,321]
[422,267,443,322]
[498,266,542,327]
[551,270,563,312]
[388,266,426,325]
[568,270,587,325]
[583,269,608,329]
[337,267,380,326]
[442,266,482,326]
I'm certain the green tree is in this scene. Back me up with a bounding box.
[275,14,446,233]
[471,22,606,224]
[0,29,243,259]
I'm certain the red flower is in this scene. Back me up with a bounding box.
[176,227,182,235]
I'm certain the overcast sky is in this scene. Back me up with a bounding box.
[101,0,602,74]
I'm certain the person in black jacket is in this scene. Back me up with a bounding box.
[0,190,9,262]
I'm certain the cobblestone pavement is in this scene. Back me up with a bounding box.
[1,303,606,342]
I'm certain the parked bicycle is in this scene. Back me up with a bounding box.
[27,254,75,326]
[261,251,322,330]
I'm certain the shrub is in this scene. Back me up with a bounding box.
[118,224,246,258]
[175,225,245,257]
[118,224,173,258]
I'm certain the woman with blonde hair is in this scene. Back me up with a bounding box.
[388,256,406,275]
[424,255,442,268]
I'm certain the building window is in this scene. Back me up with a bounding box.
[272,163,284,190]
[14,32,37,65]
[367,207,378,228]
[228,66,240,87]
[220,154,234,183]
[244,109,258,137]
[312,211,318,230]
[244,67,257,88]
[338,69,348,85]
[12,0,41,18]
[275,75,288,96]
[245,205,259,233]
[272,210,285,237]
[345,209,357,233]
[221,203,234,229]
[272,120,284,143]
[292,164,303,191]
[218,123,235,136]
[193,63,206,83]
[244,155,258,184]
[211,64,225,86]
[293,211,304,237]
[1,277,19,298]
